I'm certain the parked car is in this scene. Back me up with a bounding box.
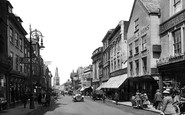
[72,90,84,102]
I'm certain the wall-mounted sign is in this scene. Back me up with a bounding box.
[160,9,185,34]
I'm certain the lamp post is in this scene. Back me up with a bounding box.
[29,25,44,109]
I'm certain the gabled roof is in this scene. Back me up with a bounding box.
[128,0,160,31]
[140,0,160,14]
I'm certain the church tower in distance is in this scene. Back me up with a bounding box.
[53,67,60,86]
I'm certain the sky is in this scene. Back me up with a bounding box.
[9,0,134,85]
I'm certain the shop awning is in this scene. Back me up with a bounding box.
[96,83,105,90]
[102,74,127,89]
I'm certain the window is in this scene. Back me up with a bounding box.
[129,62,133,76]
[135,39,139,55]
[9,28,13,43]
[117,56,120,69]
[114,58,116,70]
[129,43,133,57]
[19,38,23,51]
[173,29,181,55]
[142,57,147,74]
[134,18,139,32]
[173,0,181,14]
[142,35,147,51]
[135,60,139,75]
[15,55,19,71]
[15,32,18,47]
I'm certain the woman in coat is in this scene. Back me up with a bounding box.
[161,90,176,115]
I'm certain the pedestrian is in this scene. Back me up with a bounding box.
[142,93,150,108]
[46,92,51,106]
[114,91,119,105]
[41,93,46,106]
[38,93,42,104]
[21,93,28,108]
[161,90,176,115]
[102,92,106,103]
[172,90,180,115]
[154,89,163,110]
[135,90,143,109]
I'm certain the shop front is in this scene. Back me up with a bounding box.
[101,74,129,101]
[127,75,159,102]
[157,54,185,92]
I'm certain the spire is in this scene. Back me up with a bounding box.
[53,67,60,86]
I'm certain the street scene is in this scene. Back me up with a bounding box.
[1,0,185,115]
[1,94,161,115]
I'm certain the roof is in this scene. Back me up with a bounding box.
[140,0,160,14]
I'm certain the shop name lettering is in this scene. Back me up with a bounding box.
[129,25,150,42]
[160,10,185,34]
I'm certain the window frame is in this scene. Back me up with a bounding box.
[172,29,182,55]
[134,18,139,33]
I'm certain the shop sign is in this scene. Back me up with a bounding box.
[128,25,150,43]
[20,57,39,64]
[160,9,185,34]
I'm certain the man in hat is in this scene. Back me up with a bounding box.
[154,89,163,110]
[161,90,176,115]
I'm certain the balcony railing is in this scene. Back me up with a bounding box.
[157,53,185,66]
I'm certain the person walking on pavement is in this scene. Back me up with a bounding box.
[154,89,163,110]
[114,91,119,105]
[161,90,176,115]
[102,91,106,103]
[21,93,28,108]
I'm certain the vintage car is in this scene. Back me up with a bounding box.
[72,90,84,102]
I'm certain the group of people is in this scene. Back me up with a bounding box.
[131,90,150,109]
[20,92,51,108]
[131,89,185,115]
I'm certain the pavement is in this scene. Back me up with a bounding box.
[0,95,162,115]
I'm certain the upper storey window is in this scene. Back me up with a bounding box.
[173,29,181,55]
[172,0,182,15]
[134,18,139,33]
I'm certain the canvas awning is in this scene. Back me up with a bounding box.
[102,74,127,89]
[96,83,105,90]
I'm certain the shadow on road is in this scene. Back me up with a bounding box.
[26,98,64,115]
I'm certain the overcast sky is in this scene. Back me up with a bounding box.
[9,0,134,85]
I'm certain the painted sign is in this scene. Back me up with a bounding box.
[160,9,185,34]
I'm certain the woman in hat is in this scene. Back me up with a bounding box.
[161,90,176,115]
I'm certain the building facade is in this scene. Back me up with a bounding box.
[101,29,113,83]
[0,0,11,109]
[91,47,103,91]
[6,1,28,107]
[157,0,185,91]
[127,0,160,100]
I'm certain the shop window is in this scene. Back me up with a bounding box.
[0,74,6,100]
[173,29,181,55]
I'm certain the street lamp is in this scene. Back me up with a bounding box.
[29,25,44,109]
